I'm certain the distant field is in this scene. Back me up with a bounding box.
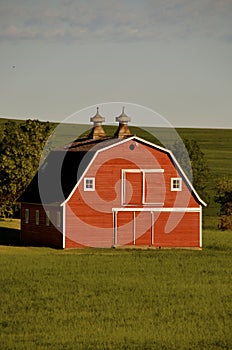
[0,219,20,230]
[177,128,232,223]
[0,230,232,350]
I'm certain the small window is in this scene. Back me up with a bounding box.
[171,178,182,191]
[35,210,40,225]
[25,209,30,224]
[57,211,61,228]
[84,177,95,191]
[46,211,50,226]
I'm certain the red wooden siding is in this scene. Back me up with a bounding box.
[21,203,63,248]
[144,172,164,204]
[116,211,134,246]
[64,138,202,248]
[114,210,200,248]
[154,212,200,247]
[124,172,142,205]
[133,212,152,246]
[65,203,114,248]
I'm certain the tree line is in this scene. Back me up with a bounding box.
[0,120,53,217]
[0,119,231,229]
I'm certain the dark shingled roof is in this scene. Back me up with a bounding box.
[18,137,123,205]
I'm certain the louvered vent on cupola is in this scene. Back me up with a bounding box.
[88,107,106,140]
[114,107,132,139]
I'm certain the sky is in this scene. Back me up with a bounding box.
[0,0,232,128]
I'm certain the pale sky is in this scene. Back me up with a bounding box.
[0,0,232,128]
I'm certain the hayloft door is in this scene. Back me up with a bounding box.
[123,171,143,205]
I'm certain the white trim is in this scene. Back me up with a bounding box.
[84,177,95,191]
[62,203,66,249]
[113,211,118,246]
[122,168,164,206]
[200,206,202,248]
[142,171,145,205]
[112,207,201,212]
[61,136,207,207]
[151,211,155,245]
[171,177,182,191]
[121,170,125,207]
[112,212,115,246]
[133,211,136,245]
[119,203,164,207]
[122,169,164,173]
[62,152,98,205]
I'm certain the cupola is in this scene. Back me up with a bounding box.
[114,107,132,138]
[88,107,106,139]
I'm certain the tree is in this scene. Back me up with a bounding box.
[0,119,53,217]
[215,177,232,230]
[171,138,210,201]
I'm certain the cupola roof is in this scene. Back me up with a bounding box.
[90,107,105,125]
[115,106,131,124]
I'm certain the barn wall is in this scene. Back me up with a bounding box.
[69,140,199,212]
[154,211,200,247]
[65,236,87,249]
[65,203,114,248]
[65,139,201,248]
[114,210,200,248]
[21,203,63,248]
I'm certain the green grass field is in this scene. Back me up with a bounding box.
[0,230,232,350]
[1,119,232,348]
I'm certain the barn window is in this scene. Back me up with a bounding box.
[46,211,50,226]
[171,178,182,191]
[35,210,40,225]
[25,209,30,224]
[84,177,95,191]
[57,211,61,227]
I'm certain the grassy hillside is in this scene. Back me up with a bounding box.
[177,128,232,178]
[177,128,232,225]
[0,231,232,349]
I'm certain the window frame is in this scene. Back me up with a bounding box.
[35,210,40,225]
[46,210,50,226]
[84,177,95,191]
[25,209,30,224]
[57,211,61,228]
[171,177,182,191]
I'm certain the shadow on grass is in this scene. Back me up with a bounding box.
[0,227,21,246]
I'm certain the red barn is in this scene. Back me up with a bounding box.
[19,109,206,249]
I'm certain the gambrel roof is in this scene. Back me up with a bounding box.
[19,135,207,207]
